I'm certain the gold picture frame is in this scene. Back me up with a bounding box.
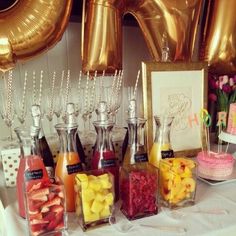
[142,61,208,157]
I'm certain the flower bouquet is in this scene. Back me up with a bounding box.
[208,74,236,142]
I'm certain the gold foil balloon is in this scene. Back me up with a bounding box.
[201,0,236,74]
[82,0,203,73]
[0,0,73,72]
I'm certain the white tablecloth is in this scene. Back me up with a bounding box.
[1,164,236,236]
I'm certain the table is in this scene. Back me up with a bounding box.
[1,164,236,236]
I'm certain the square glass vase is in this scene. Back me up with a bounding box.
[24,180,67,236]
[159,157,197,209]
[120,162,158,220]
[74,169,115,231]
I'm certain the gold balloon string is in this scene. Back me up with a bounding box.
[20,71,28,121]
[99,70,105,103]
[84,71,90,114]
[65,70,70,108]
[6,70,13,120]
[133,70,140,99]
[114,70,122,109]
[60,70,65,97]
[78,70,82,96]
[38,70,43,106]
[32,71,36,105]
[89,71,97,112]
[49,71,56,117]
[108,70,118,112]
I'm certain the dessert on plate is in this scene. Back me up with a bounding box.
[197,151,235,180]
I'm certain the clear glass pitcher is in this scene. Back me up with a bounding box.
[55,123,83,212]
[123,118,148,166]
[149,116,174,168]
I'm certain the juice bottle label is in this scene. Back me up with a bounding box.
[134,153,148,163]
[66,163,83,175]
[101,159,117,168]
[161,150,174,159]
[25,169,43,181]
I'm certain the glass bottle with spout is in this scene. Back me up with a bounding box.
[92,101,119,199]
[65,102,86,169]
[123,99,148,166]
[55,123,83,212]
[149,115,174,168]
[15,126,50,218]
[31,104,55,181]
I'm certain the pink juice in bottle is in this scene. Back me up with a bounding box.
[91,150,119,200]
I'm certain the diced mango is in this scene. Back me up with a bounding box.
[104,193,114,205]
[180,167,192,178]
[182,177,196,193]
[82,188,95,201]
[100,205,111,218]
[91,200,104,213]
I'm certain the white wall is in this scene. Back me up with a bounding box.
[0,22,150,139]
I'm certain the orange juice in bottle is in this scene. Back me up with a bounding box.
[149,116,174,168]
[55,124,83,212]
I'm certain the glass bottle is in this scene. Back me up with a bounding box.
[122,99,136,160]
[31,104,55,181]
[55,123,83,212]
[123,117,148,166]
[149,116,174,168]
[65,102,86,168]
[92,101,119,199]
[15,126,50,218]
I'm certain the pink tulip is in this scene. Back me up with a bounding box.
[209,93,217,102]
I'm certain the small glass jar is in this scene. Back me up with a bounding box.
[159,158,197,209]
[74,170,115,231]
[120,163,158,220]
[24,179,67,236]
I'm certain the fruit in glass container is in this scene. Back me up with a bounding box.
[25,182,66,236]
[120,168,158,220]
[159,158,196,206]
[75,173,114,223]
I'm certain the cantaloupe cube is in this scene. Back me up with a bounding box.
[91,200,104,213]
[100,205,111,218]
[104,193,114,205]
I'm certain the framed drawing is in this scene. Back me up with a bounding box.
[142,62,208,157]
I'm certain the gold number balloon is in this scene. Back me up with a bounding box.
[82,0,203,73]
[201,0,236,74]
[0,0,73,72]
